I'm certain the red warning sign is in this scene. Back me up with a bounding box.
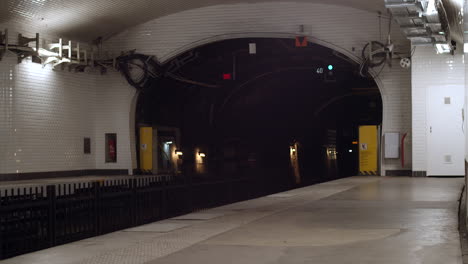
[295,36,308,47]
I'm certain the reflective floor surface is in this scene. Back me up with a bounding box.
[2,176,464,264]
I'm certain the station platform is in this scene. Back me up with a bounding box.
[1,176,464,264]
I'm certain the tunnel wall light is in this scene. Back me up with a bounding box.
[175,150,183,156]
[199,152,206,158]
[290,145,297,154]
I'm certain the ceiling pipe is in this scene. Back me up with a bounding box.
[439,0,463,44]
[386,0,463,51]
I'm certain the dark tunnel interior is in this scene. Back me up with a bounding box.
[136,38,382,188]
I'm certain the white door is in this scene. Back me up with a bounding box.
[427,85,465,176]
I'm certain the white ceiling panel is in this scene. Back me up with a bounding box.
[0,0,386,42]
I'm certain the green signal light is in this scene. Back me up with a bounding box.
[328,65,334,71]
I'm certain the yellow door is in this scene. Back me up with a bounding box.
[359,125,378,175]
[139,127,153,171]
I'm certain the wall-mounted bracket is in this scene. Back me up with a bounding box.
[72,43,89,65]
[17,33,40,63]
[0,29,8,61]
[90,50,95,67]
[18,33,39,49]
[83,50,88,65]
[1,29,142,78]
[48,39,63,58]
[53,58,71,69]
[62,40,72,59]
[47,39,72,69]
[41,56,60,67]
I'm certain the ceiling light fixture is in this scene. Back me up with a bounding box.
[435,43,451,54]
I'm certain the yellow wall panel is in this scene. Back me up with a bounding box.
[139,127,153,171]
[359,125,378,175]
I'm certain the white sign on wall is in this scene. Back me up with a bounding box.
[384,133,400,159]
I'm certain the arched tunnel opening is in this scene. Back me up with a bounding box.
[135,38,382,191]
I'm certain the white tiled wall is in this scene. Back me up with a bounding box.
[0,56,16,174]
[412,46,465,173]
[105,2,413,175]
[378,66,413,171]
[93,71,137,172]
[0,3,413,176]
[0,23,135,175]
[0,55,97,174]
[466,54,468,164]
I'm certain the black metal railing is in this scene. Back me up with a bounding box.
[0,175,274,260]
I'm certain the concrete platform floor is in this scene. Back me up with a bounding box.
[1,176,464,264]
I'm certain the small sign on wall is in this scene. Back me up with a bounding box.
[105,133,117,163]
[84,138,91,154]
[384,132,400,159]
[360,143,368,150]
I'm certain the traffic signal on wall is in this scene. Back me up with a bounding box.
[324,65,336,83]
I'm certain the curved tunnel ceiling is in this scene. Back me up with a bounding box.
[1,0,386,42]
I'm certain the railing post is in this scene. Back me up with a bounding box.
[187,176,193,213]
[92,181,101,236]
[161,177,167,219]
[47,185,56,247]
[131,178,137,226]
[227,179,233,203]
[0,227,3,260]
[0,194,4,260]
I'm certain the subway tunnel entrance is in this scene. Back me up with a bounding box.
[135,38,382,188]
